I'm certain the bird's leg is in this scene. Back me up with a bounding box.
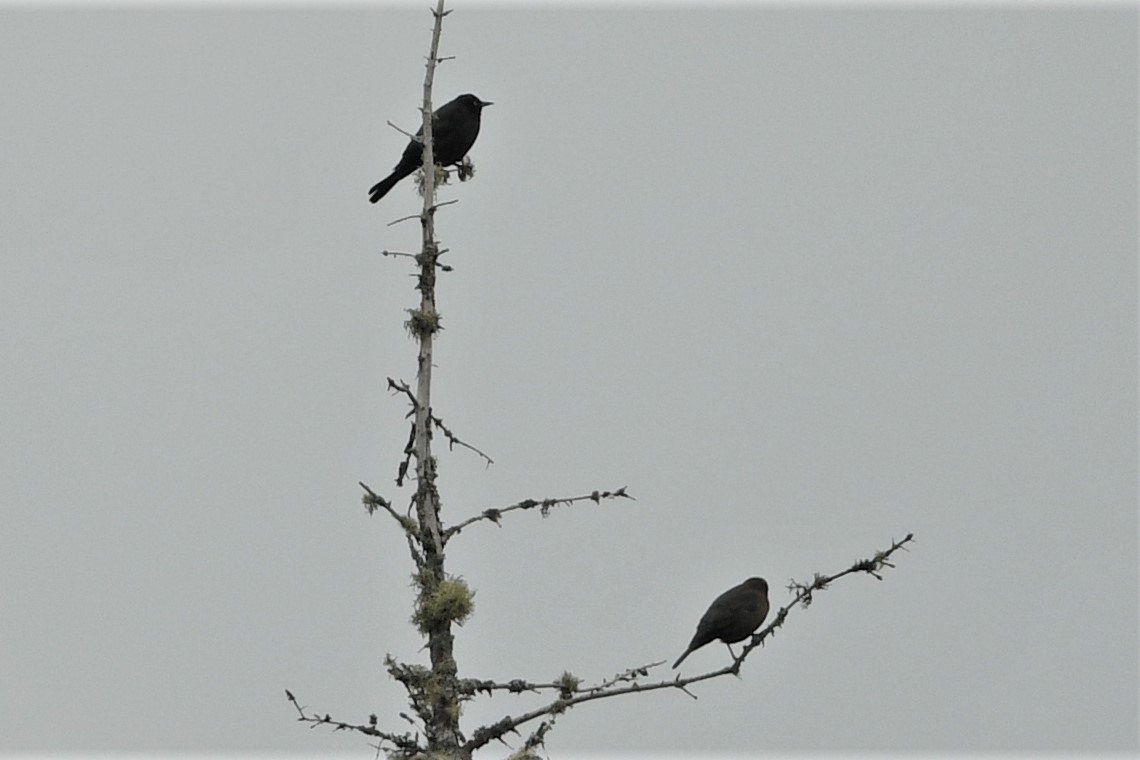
[455,157,475,181]
[725,642,737,659]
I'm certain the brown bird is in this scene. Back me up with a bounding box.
[672,577,769,669]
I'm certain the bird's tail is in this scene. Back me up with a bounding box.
[368,164,416,204]
[672,649,691,669]
[368,173,400,204]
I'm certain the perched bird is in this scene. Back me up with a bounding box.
[368,93,493,203]
[672,577,769,669]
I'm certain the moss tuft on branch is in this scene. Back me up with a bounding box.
[413,576,474,632]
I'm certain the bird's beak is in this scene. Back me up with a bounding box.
[479,99,494,107]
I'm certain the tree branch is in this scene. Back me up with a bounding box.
[387,376,494,467]
[359,481,426,568]
[461,532,915,753]
[730,532,917,668]
[284,689,422,754]
[442,486,634,543]
[359,481,414,532]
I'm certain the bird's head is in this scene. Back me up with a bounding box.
[744,577,769,595]
[459,93,493,110]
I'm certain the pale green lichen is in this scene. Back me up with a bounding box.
[412,576,474,632]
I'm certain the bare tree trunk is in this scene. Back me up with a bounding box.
[410,2,463,755]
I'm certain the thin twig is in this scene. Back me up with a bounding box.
[583,661,664,695]
[359,482,424,568]
[442,487,634,542]
[386,212,422,227]
[430,410,494,464]
[731,533,917,667]
[284,689,421,753]
[360,482,415,532]
[457,677,573,697]
[386,119,418,140]
[396,419,415,487]
[387,376,494,467]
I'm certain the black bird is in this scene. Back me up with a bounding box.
[672,577,769,669]
[368,93,493,203]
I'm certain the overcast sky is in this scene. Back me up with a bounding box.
[1,3,1137,758]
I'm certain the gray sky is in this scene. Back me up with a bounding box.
[1,3,1137,757]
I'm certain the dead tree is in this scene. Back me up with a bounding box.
[286,4,915,758]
